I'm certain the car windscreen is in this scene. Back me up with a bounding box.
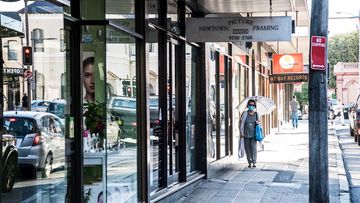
[112,98,136,108]
[48,103,65,118]
[4,117,37,138]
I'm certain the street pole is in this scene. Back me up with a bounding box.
[24,0,32,110]
[309,0,329,202]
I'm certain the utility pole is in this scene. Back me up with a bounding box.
[24,0,32,110]
[309,0,329,202]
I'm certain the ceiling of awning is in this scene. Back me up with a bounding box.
[106,0,310,64]
[197,0,310,64]
[196,0,308,13]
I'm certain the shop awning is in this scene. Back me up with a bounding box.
[0,12,23,38]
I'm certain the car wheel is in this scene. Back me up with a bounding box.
[2,156,17,192]
[42,154,53,178]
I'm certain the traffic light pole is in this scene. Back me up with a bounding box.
[24,0,32,110]
[309,0,329,202]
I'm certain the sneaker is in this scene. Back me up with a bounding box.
[252,164,256,168]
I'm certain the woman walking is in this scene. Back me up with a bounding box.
[239,99,260,168]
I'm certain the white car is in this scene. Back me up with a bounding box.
[31,100,50,112]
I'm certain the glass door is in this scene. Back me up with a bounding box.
[167,39,179,184]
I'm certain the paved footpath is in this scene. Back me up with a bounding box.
[336,125,360,202]
[178,120,350,203]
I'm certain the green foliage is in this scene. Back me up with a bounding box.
[83,101,106,140]
[294,83,308,110]
[328,31,359,89]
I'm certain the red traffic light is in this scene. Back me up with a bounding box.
[22,46,33,66]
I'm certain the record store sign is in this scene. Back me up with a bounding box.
[186,16,292,42]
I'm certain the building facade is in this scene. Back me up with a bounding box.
[334,62,359,105]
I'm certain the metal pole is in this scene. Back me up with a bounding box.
[309,0,329,202]
[24,0,32,110]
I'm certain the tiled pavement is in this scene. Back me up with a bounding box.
[178,120,350,203]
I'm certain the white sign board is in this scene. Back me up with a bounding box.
[186,16,292,42]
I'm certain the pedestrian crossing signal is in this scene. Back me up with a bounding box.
[22,46,33,66]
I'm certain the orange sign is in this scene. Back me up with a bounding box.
[273,53,304,74]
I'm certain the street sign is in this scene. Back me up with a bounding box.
[23,69,32,78]
[186,16,292,42]
[310,36,327,70]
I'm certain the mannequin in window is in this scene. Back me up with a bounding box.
[83,57,95,103]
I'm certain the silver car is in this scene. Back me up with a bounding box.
[31,100,50,112]
[3,111,65,178]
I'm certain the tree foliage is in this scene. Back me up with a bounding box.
[328,31,359,88]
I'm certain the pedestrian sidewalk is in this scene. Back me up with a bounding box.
[178,121,349,203]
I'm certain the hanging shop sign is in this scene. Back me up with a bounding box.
[310,36,326,70]
[3,68,23,76]
[273,53,304,74]
[186,16,292,42]
[269,73,308,84]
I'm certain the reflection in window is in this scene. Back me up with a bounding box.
[60,29,66,52]
[208,49,217,161]
[104,26,138,202]
[32,28,44,52]
[7,40,18,60]
[186,44,197,173]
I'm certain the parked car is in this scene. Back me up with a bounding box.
[349,95,360,145]
[1,134,18,192]
[31,100,50,112]
[3,111,65,178]
[108,96,137,140]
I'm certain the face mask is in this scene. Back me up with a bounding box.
[248,106,255,111]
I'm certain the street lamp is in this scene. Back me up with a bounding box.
[329,11,360,95]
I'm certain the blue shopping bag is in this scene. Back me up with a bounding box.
[255,124,264,142]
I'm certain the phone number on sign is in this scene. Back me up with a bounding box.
[228,35,253,41]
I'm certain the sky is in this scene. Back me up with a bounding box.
[328,0,360,36]
[0,0,359,36]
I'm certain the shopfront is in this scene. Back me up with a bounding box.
[0,1,205,202]
[1,1,282,202]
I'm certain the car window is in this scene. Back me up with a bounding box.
[48,102,65,118]
[53,118,63,134]
[38,101,50,106]
[41,117,50,133]
[4,117,36,138]
[49,118,57,133]
[112,98,136,108]
[149,98,158,107]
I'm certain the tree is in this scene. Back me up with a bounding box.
[294,83,308,110]
[328,31,359,89]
